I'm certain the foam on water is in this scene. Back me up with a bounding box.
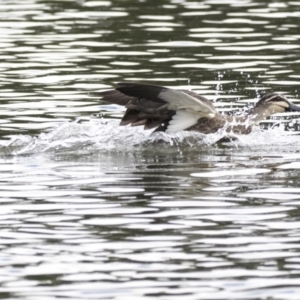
[1,119,300,155]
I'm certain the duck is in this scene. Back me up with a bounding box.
[99,82,300,135]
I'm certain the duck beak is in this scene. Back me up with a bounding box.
[288,101,300,112]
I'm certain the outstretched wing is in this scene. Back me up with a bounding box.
[99,82,217,132]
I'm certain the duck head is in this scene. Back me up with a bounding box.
[251,93,300,123]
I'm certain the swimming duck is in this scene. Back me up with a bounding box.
[99,82,300,135]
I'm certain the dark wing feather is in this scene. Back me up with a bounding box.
[116,82,167,104]
[98,89,133,106]
[99,83,175,131]
[98,82,217,132]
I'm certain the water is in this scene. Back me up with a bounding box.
[1,0,300,299]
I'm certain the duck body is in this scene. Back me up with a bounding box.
[99,82,300,135]
[187,115,252,135]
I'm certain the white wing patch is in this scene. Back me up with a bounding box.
[159,89,217,132]
[167,110,200,133]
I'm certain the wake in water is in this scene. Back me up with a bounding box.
[1,119,300,155]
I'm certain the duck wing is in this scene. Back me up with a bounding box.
[99,82,217,132]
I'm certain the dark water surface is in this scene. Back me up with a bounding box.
[1,0,300,299]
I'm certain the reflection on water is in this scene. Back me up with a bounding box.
[1,0,300,299]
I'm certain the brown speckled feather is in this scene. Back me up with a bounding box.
[188,115,251,134]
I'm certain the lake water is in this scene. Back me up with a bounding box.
[1,0,300,299]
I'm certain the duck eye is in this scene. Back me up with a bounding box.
[263,95,282,103]
[269,96,284,102]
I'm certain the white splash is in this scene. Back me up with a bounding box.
[0,119,300,155]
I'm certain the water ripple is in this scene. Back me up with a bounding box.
[1,0,300,299]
